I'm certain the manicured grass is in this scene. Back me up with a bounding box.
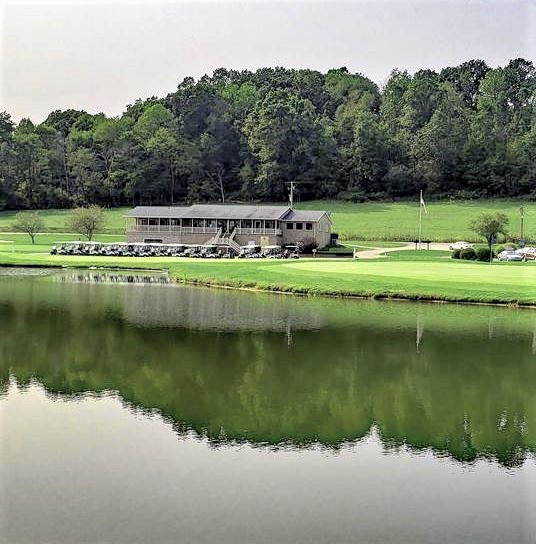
[339,240,407,249]
[0,208,129,233]
[1,248,534,305]
[0,233,125,254]
[298,200,533,242]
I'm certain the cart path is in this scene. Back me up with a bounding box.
[352,242,451,259]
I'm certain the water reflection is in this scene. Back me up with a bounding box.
[55,271,172,285]
[1,270,536,467]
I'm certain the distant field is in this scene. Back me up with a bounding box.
[0,208,129,233]
[0,200,533,242]
[299,200,533,242]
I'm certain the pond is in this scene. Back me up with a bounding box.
[1,268,535,543]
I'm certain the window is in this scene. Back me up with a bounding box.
[286,223,293,230]
[306,223,313,230]
[296,223,303,230]
[148,218,158,225]
[160,218,169,226]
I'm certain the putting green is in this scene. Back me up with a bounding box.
[284,260,536,288]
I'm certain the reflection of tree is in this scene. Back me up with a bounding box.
[1,291,536,469]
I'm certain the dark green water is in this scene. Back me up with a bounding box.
[1,269,535,543]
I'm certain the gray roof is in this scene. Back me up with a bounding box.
[127,204,291,220]
[282,209,330,222]
[127,204,330,222]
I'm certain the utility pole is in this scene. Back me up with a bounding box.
[520,206,525,243]
[288,181,295,209]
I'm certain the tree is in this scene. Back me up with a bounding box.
[469,212,509,254]
[68,206,105,241]
[14,211,44,244]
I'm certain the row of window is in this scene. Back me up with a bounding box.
[137,218,279,228]
[136,218,316,231]
[286,222,313,231]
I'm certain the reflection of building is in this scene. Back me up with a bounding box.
[126,204,332,249]
[121,282,327,331]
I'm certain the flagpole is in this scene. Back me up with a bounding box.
[418,190,422,250]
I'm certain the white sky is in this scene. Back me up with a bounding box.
[1,0,535,123]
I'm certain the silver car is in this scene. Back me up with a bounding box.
[497,249,523,262]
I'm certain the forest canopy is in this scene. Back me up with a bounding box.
[1,59,535,210]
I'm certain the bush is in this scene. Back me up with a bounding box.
[298,237,319,254]
[459,247,477,260]
[451,249,461,259]
[475,247,495,262]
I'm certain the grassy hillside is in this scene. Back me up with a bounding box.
[0,200,532,242]
[299,200,533,242]
[0,208,129,233]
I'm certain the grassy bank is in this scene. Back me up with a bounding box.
[1,247,535,306]
[0,199,532,242]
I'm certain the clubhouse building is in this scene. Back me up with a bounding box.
[126,204,332,250]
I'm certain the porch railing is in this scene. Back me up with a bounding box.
[128,226,282,236]
[235,228,282,236]
[127,225,218,234]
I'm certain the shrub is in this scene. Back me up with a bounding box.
[459,247,477,260]
[298,237,319,254]
[475,247,494,262]
[451,249,461,259]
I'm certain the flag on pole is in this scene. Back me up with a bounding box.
[420,191,427,214]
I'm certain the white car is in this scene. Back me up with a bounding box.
[497,250,523,262]
[449,241,472,251]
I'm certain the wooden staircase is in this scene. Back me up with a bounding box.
[209,228,241,255]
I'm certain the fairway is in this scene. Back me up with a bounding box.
[287,259,536,288]
[0,208,129,233]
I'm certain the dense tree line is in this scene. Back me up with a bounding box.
[1,59,535,210]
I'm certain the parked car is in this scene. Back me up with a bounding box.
[515,247,536,261]
[497,249,523,262]
[448,241,472,250]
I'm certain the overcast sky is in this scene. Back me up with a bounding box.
[1,0,535,123]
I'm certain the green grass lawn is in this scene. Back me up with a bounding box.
[0,208,129,233]
[0,233,125,254]
[1,248,534,305]
[0,200,533,242]
[299,200,533,242]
